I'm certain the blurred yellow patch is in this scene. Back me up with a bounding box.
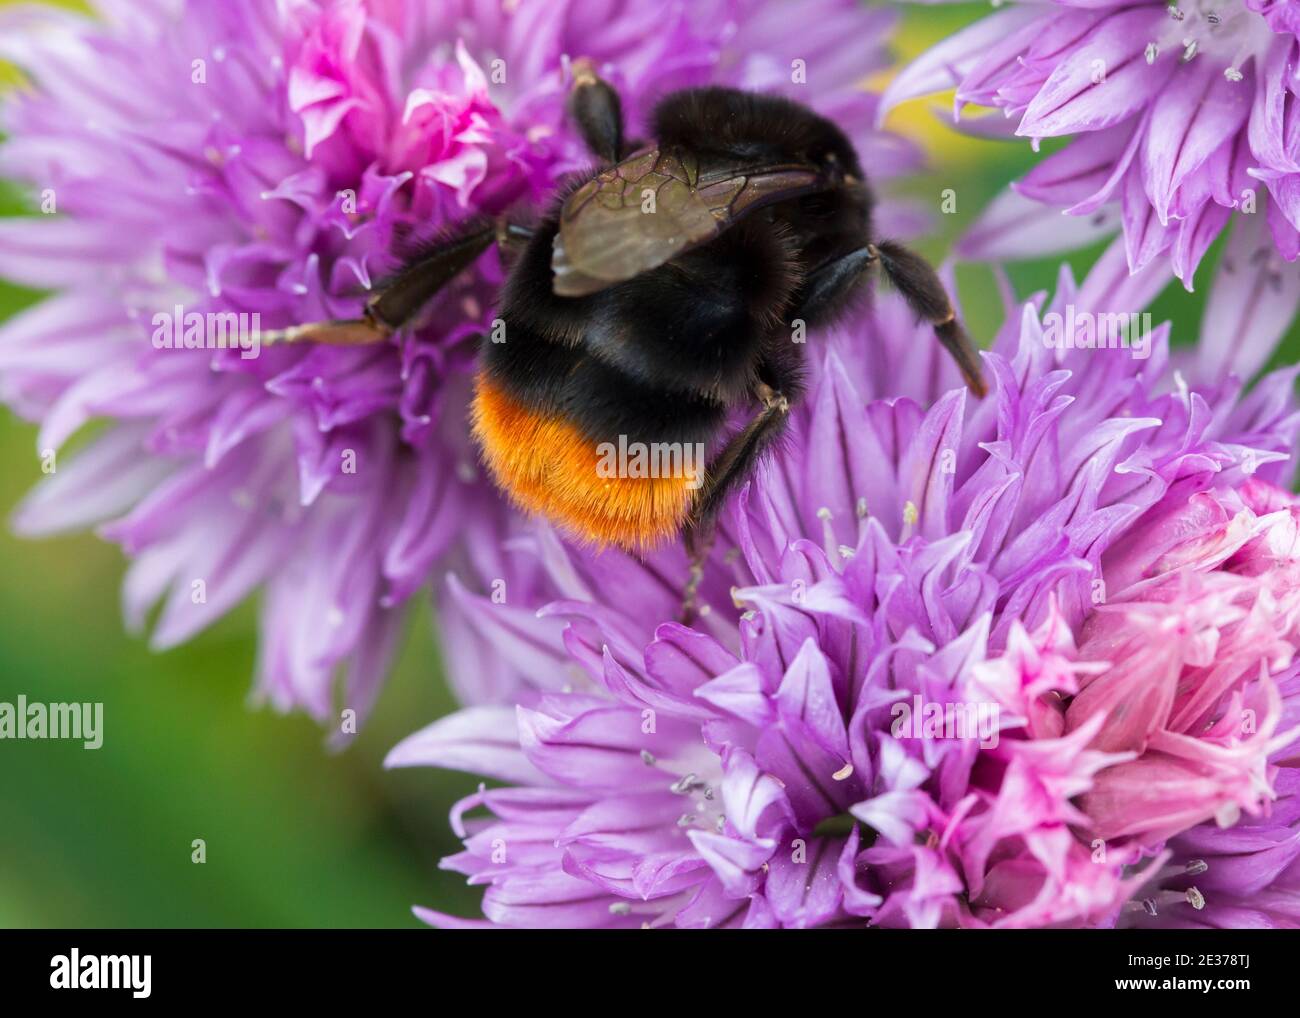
[865,5,1002,169]
[0,0,92,90]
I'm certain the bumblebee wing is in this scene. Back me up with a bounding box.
[552,148,714,297]
[551,147,826,297]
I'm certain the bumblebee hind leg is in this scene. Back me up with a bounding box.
[263,218,520,347]
[568,58,626,164]
[679,523,715,625]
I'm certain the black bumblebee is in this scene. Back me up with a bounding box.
[269,63,986,558]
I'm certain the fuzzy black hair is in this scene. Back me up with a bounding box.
[651,87,863,177]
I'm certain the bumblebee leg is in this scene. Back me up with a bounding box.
[496,219,535,254]
[792,246,880,324]
[692,381,792,528]
[261,315,391,347]
[568,57,624,164]
[873,240,988,398]
[677,380,792,621]
[264,219,500,347]
[679,522,716,625]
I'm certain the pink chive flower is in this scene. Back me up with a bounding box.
[1120,667,1300,928]
[0,0,915,725]
[1111,481,1300,928]
[1066,481,1300,847]
[983,477,1300,927]
[388,258,1300,928]
[882,0,1300,379]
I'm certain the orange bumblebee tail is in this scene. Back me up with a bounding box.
[470,374,699,552]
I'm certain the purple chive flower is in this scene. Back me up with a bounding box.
[388,254,1300,929]
[0,0,915,724]
[882,0,1300,377]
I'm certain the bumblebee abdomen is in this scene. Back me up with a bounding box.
[471,372,707,551]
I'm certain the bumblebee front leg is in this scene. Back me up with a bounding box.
[793,246,881,324]
[568,57,625,165]
[792,243,987,398]
[679,381,792,623]
[872,240,988,398]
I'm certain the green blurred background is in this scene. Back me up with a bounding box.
[1,2,1297,928]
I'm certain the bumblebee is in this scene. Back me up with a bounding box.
[269,63,986,557]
